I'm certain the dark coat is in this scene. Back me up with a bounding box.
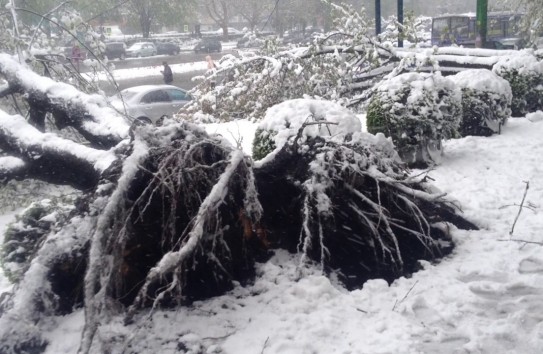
[162,64,173,84]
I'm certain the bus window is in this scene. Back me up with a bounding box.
[504,15,522,37]
[432,18,450,45]
[450,17,470,44]
[487,17,504,39]
[468,19,476,39]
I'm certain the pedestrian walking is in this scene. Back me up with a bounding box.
[161,61,173,84]
[206,55,216,70]
[71,43,82,72]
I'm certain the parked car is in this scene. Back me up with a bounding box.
[156,41,180,55]
[125,42,156,58]
[214,27,242,35]
[109,85,192,124]
[104,42,126,60]
[194,38,222,53]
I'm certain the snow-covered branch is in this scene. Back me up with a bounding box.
[0,53,129,148]
[0,110,117,189]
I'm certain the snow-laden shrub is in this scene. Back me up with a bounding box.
[1,197,75,283]
[366,72,462,167]
[493,51,543,116]
[252,99,362,161]
[450,69,512,136]
[252,128,277,161]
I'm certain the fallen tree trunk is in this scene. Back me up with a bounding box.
[0,53,128,149]
[0,110,116,189]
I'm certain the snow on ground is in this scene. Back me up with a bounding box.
[85,41,238,82]
[2,59,543,354]
[86,60,208,82]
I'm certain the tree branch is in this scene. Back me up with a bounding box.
[0,110,117,189]
[0,53,129,149]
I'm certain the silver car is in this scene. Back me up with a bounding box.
[125,42,157,58]
[110,85,192,124]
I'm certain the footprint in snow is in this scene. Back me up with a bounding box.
[519,257,543,274]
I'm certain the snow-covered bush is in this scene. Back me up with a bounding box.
[493,51,543,116]
[450,69,512,136]
[366,72,462,167]
[1,197,75,283]
[252,99,361,160]
[252,129,277,161]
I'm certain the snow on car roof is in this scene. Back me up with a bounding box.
[120,85,185,93]
[115,85,188,102]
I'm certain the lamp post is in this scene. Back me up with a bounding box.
[397,0,403,47]
[375,0,381,36]
[476,0,488,48]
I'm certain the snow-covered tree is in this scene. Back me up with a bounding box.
[501,0,543,45]
[379,12,432,48]
[233,0,275,31]
[0,1,119,96]
[125,0,195,38]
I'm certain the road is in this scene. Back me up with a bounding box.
[93,50,232,95]
[101,71,206,95]
[109,50,228,70]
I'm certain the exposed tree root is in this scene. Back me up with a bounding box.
[79,123,265,352]
[255,133,477,289]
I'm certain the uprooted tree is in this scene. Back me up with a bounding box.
[0,54,478,353]
[0,3,484,354]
